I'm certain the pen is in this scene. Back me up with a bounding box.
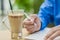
[24,13,37,31]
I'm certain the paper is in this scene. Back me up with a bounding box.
[25,28,60,40]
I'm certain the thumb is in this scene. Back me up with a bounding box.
[30,14,37,22]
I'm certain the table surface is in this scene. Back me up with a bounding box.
[0,28,33,40]
[0,28,60,40]
[0,16,60,40]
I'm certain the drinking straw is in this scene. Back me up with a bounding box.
[9,0,13,11]
[9,0,14,13]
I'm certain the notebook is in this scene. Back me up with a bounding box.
[25,28,60,40]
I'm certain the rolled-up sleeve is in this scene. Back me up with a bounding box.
[37,0,54,30]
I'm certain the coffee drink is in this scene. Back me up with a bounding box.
[8,12,24,40]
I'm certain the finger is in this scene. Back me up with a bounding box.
[26,26,35,33]
[35,16,41,31]
[24,24,35,33]
[23,18,34,25]
[24,24,34,29]
[23,14,37,25]
[44,28,59,40]
[48,30,60,40]
[52,27,60,30]
[30,14,37,19]
[30,14,41,31]
[44,32,54,40]
[29,14,37,22]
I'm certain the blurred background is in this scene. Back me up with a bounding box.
[0,0,54,30]
[0,0,44,15]
[0,0,44,30]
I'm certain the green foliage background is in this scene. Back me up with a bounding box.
[14,0,44,13]
[34,0,44,13]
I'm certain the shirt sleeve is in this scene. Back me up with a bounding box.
[37,0,54,30]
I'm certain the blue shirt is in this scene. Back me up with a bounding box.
[38,0,60,30]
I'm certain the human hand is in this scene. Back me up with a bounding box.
[45,25,60,40]
[23,14,41,33]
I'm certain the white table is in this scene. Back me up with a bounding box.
[0,28,60,40]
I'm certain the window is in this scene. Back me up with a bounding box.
[0,0,1,9]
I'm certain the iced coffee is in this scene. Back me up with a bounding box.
[8,12,24,40]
